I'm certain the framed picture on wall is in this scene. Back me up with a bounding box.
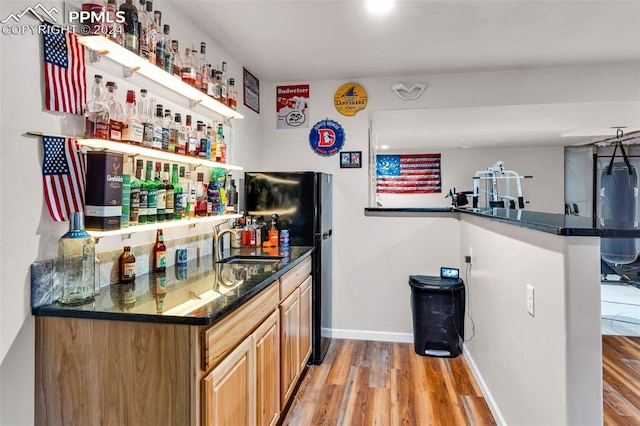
[243,67,260,114]
[340,151,362,168]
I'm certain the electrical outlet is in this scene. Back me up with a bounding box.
[468,247,473,264]
[526,284,535,317]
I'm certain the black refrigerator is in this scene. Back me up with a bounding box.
[244,171,332,364]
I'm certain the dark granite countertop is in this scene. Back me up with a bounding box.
[32,246,314,326]
[364,207,640,237]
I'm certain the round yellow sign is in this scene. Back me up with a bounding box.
[334,83,368,117]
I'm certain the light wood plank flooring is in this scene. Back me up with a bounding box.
[281,339,495,425]
[603,335,640,425]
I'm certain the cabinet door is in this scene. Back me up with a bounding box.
[202,336,256,426]
[299,276,313,371]
[254,310,280,426]
[280,287,300,407]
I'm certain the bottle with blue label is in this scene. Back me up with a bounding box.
[58,212,96,305]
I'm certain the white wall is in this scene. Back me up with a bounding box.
[259,62,639,340]
[460,215,602,425]
[0,1,262,424]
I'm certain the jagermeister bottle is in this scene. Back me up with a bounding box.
[58,212,96,305]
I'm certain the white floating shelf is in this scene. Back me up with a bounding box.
[77,36,244,120]
[78,138,243,171]
[88,214,243,239]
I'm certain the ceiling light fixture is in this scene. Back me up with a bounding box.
[366,0,395,15]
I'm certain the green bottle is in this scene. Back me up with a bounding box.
[144,160,157,224]
[154,162,166,223]
[136,159,148,225]
[172,164,183,220]
[129,163,141,226]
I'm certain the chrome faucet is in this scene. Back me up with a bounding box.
[214,227,241,262]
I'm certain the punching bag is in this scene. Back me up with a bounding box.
[600,142,639,264]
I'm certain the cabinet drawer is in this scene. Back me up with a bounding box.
[279,256,312,301]
[202,283,279,372]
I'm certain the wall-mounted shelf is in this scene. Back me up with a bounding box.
[77,36,244,120]
[27,132,242,171]
[77,138,243,171]
[89,214,242,240]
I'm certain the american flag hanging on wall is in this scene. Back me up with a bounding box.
[42,21,86,114]
[376,154,442,194]
[42,136,86,222]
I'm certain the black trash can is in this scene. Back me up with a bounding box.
[409,275,465,357]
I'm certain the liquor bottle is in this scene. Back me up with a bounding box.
[198,42,208,93]
[121,90,144,145]
[140,89,154,148]
[119,0,139,53]
[225,179,238,214]
[179,166,189,219]
[171,40,182,78]
[216,123,227,163]
[129,160,141,226]
[154,12,165,69]
[162,25,173,74]
[58,212,96,304]
[186,114,198,157]
[195,172,207,217]
[121,173,131,228]
[135,159,147,224]
[207,68,217,97]
[152,103,164,150]
[212,71,222,102]
[207,124,216,161]
[268,214,279,246]
[80,1,105,36]
[154,162,166,222]
[163,165,174,221]
[187,171,197,218]
[196,122,209,159]
[84,74,110,139]
[105,81,123,141]
[163,109,173,152]
[228,78,238,110]
[119,246,136,284]
[181,48,197,87]
[106,0,123,45]
[136,0,149,58]
[174,113,186,155]
[153,229,167,272]
[220,62,229,106]
[144,160,157,223]
[172,164,183,220]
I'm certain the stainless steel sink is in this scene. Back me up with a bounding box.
[217,255,284,264]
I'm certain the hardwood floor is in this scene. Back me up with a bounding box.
[281,336,640,425]
[603,335,640,425]
[281,339,496,426]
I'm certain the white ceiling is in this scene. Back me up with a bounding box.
[176,0,640,148]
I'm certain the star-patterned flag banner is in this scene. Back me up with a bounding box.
[42,21,86,114]
[42,136,86,222]
[376,153,442,193]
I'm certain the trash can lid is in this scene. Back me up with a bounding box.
[408,275,464,290]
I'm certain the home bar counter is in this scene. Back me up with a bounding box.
[32,246,314,426]
[365,206,631,425]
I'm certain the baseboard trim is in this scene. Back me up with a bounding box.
[327,328,414,343]
[462,344,506,426]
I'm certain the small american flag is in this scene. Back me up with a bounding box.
[42,22,86,114]
[42,136,86,222]
[376,154,442,194]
